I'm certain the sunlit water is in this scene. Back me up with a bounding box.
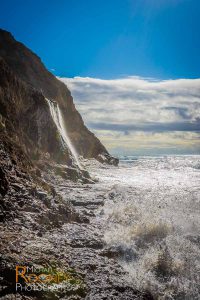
[90,155,200,299]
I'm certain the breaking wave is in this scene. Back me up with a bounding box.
[97,155,200,299]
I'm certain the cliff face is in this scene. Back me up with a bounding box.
[0,29,116,164]
[0,58,71,164]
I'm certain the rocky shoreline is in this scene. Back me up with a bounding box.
[0,157,154,300]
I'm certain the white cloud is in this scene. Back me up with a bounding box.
[59,76,200,155]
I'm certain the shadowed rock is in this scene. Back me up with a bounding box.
[0,28,117,165]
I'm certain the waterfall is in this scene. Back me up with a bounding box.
[46,98,82,169]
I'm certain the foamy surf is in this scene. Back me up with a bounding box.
[90,155,200,299]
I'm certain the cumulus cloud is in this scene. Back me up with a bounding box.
[59,76,200,155]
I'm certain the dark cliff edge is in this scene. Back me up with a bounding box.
[0,29,118,166]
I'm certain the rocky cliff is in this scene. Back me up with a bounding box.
[0,29,118,166]
[0,29,153,300]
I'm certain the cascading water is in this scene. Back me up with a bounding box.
[46,98,82,169]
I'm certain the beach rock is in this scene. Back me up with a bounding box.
[97,153,119,166]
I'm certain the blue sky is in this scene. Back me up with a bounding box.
[0,0,200,79]
[0,0,200,155]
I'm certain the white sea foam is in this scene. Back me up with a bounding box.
[91,155,200,299]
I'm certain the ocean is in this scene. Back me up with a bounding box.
[89,155,200,299]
